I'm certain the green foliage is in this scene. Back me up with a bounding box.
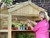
[16,34,24,38]
[23,24,27,27]
[3,0,12,4]
[15,33,34,38]
[23,33,29,38]
[33,25,35,27]
[18,23,23,27]
[3,0,5,2]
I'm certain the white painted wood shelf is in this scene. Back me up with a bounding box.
[12,30,50,32]
[12,30,33,31]
[0,30,8,32]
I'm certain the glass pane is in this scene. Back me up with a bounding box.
[32,0,40,2]
[41,0,44,2]
[45,0,50,2]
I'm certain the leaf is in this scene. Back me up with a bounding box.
[3,0,12,4]
[3,0,6,2]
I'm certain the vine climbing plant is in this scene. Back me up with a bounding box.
[3,0,13,5]
[0,0,13,8]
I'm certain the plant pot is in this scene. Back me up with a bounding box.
[23,27,25,30]
[28,28,32,30]
[3,27,8,30]
[15,27,18,30]
[11,27,15,30]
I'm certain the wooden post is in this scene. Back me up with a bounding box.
[8,14,12,38]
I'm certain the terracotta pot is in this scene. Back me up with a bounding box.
[15,27,18,30]
[11,27,15,30]
[28,28,32,30]
[11,28,14,30]
[3,27,8,30]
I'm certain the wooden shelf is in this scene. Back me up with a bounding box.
[0,30,8,32]
[12,30,33,31]
[12,30,50,32]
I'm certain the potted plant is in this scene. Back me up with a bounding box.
[11,24,15,30]
[28,27,32,30]
[33,25,35,27]
[23,24,27,30]
[18,23,23,30]
[15,24,19,30]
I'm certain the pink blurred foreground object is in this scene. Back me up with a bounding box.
[33,19,49,38]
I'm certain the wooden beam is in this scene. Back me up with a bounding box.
[8,15,12,38]
[8,2,29,12]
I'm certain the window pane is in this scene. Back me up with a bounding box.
[45,0,50,2]
[32,0,40,2]
[41,0,44,2]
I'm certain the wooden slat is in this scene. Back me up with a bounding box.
[8,2,29,12]
[8,1,46,13]
[12,30,33,31]
[0,30,8,32]
[0,14,9,17]
[8,15,12,38]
